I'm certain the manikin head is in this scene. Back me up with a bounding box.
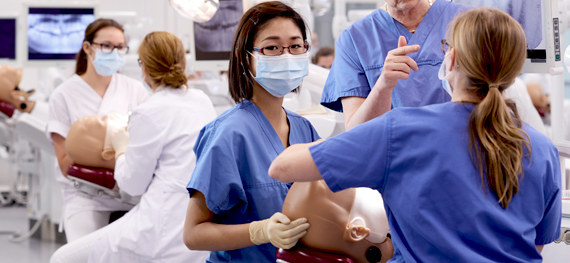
[282,181,393,263]
[526,82,550,116]
[66,113,127,170]
[0,65,35,113]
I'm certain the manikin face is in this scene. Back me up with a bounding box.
[0,65,32,111]
[66,113,127,170]
[282,181,393,263]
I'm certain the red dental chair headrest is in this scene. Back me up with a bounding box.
[67,164,116,190]
[276,243,356,263]
[0,100,15,118]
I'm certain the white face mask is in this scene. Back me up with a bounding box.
[438,53,453,96]
[104,113,128,151]
[348,187,390,244]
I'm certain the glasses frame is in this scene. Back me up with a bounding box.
[137,58,142,67]
[91,42,130,55]
[252,43,309,56]
[441,39,451,55]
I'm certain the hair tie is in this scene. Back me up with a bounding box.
[489,84,499,89]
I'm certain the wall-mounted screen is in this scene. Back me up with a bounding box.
[189,0,244,71]
[453,0,557,73]
[27,7,95,60]
[0,18,16,60]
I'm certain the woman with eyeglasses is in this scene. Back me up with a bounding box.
[269,8,561,262]
[50,31,214,263]
[183,2,320,262]
[46,19,148,243]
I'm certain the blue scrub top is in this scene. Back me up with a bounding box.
[187,100,320,263]
[310,102,561,263]
[321,0,469,111]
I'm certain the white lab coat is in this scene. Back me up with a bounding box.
[45,73,149,230]
[504,77,548,136]
[87,86,215,262]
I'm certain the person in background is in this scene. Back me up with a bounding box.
[270,8,561,263]
[50,31,214,263]
[322,0,469,130]
[183,2,320,262]
[46,18,148,243]
[312,46,334,69]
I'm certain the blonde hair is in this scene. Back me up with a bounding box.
[138,31,187,89]
[449,8,531,208]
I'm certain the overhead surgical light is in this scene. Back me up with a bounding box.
[169,0,219,23]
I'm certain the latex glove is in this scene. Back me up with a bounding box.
[249,212,309,249]
[112,128,129,159]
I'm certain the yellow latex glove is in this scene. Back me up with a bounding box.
[249,212,309,249]
[112,127,129,160]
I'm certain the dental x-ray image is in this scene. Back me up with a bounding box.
[27,8,95,60]
[193,0,243,61]
[0,19,17,59]
[453,0,543,50]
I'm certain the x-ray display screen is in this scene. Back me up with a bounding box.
[27,8,95,60]
[0,19,16,60]
[193,0,243,61]
[453,0,545,61]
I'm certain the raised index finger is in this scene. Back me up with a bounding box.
[390,44,421,56]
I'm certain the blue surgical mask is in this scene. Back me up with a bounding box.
[89,47,126,76]
[249,52,309,97]
[438,54,453,96]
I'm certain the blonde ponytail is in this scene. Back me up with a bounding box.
[450,8,531,208]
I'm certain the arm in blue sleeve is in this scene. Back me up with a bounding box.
[535,150,562,245]
[309,112,392,192]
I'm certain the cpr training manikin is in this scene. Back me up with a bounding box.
[280,180,394,263]
[0,65,37,117]
[65,113,138,204]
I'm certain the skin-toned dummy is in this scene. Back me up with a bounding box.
[282,180,394,263]
[66,114,127,170]
[526,82,550,116]
[0,65,36,114]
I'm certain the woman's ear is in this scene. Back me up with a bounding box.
[83,41,92,57]
[344,223,371,242]
[101,150,115,161]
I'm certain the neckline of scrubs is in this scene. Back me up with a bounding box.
[76,73,117,102]
[383,0,450,53]
[242,100,295,154]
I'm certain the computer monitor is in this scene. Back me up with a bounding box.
[452,0,560,74]
[187,0,246,71]
[23,2,97,66]
[0,16,17,61]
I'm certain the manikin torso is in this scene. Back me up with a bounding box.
[282,180,394,263]
[65,114,127,170]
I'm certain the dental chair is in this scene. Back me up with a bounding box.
[67,164,140,205]
[276,243,356,263]
[0,100,15,118]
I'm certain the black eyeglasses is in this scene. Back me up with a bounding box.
[441,39,451,55]
[90,42,129,55]
[253,43,309,56]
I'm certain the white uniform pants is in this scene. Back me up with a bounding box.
[50,224,106,263]
[63,210,111,242]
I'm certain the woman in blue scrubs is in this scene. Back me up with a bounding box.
[270,8,561,262]
[324,0,469,130]
[183,2,320,262]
